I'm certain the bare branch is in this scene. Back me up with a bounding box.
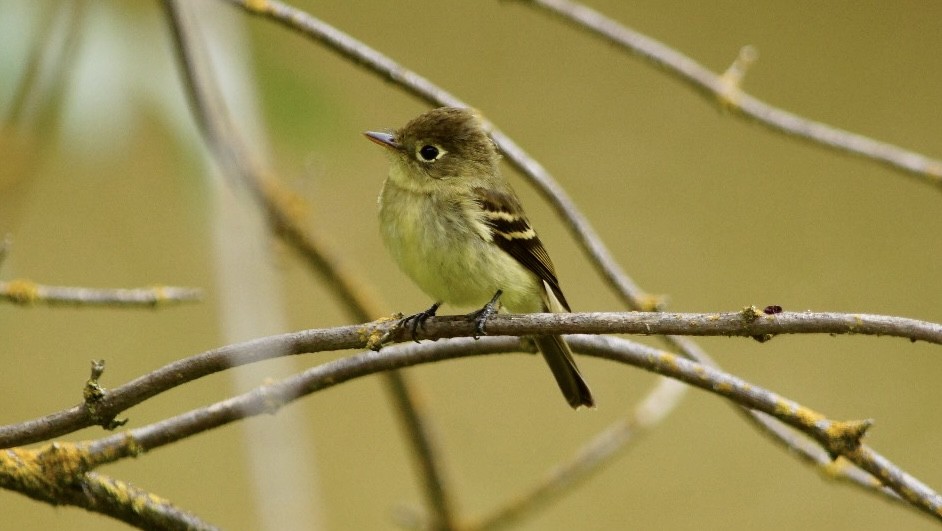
[575,336,942,522]
[516,0,942,189]
[0,279,202,307]
[7,309,933,448]
[396,310,942,346]
[5,332,938,523]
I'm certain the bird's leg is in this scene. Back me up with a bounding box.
[399,302,442,343]
[466,290,503,339]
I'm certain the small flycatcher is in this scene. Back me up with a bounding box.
[365,107,594,409]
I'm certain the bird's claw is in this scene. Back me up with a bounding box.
[399,302,441,343]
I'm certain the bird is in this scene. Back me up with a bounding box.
[364,106,594,409]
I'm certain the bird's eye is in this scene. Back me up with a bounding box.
[418,145,441,161]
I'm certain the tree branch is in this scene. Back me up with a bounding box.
[0,279,202,307]
[6,309,934,448]
[0,446,216,531]
[4,330,939,524]
[516,0,942,189]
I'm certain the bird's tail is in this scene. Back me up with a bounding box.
[538,281,594,409]
[533,333,595,409]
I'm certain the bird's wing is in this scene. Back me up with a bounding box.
[473,186,571,311]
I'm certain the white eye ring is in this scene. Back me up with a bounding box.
[417,144,446,162]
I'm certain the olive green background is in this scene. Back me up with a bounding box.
[2,1,941,529]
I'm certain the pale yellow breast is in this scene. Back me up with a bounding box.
[378,176,541,312]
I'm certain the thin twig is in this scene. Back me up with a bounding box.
[0,279,202,307]
[516,0,942,189]
[160,3,456,528]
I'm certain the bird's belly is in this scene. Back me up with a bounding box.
[379,187,540,312]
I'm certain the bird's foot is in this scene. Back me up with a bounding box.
[399,302,441,343]
[465,290,503,339]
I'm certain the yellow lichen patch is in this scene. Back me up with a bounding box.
[825,419,872,446]
[38,442,88,480]
[1,447,47,490]
[245,0,271,13]
[740,305,762,322]
[821,456,850,478]
[693,364,707,380]
[772,399,799,418]
[123,433,146,458]
[638,293,667,312]
[845,314,864,335]
[656,351,680,374]
[792,405,826,427]
[94,473,174,512]
[4,279,40,304]
[713,380,734,394]
[149,285,169,305]
[358,324,387,351]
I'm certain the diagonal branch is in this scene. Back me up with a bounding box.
[467,377,689,530]
[516,0,942,189]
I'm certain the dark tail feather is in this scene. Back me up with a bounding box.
[534,334,595,409]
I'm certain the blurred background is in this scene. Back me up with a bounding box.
[2,1,941,529]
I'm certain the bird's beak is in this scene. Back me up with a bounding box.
[363,131,400,151]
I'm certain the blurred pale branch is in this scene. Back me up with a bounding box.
[159,1,457,528]
[518,0,942,189]
[3,324,941,524]
[466,377,690,530]
[1,3,83,132]
[0,279,202,307]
